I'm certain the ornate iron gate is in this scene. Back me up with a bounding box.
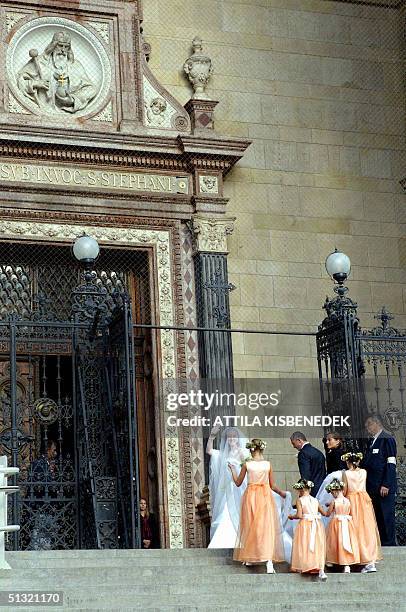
[0,282,140,550]
[317,284,406,545]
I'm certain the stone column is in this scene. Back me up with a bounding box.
[190,214,236,391]
[191,215,236,482]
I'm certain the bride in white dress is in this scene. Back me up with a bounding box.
[206,425,294,560]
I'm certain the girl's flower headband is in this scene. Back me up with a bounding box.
[246,440,267,451]
[325,478,345,492]
[341,452,363,462]
[292,479,314,490]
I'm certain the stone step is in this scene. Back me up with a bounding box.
[2,560,402,577]
[0,572,400,591]
[5,546,404,557]
[0,548,402,612]
[0,605,399,612]
[4,552,403,568]
[58,590,405,610]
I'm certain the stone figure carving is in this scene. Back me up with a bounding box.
[200,176,218,193]
[17,31,96,114]
[183,37,213,99]
[145,97,168,126]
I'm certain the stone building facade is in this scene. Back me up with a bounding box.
[143,0,406,494]
[0,0,404,549]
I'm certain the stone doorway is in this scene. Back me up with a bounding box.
[0,240,159,549]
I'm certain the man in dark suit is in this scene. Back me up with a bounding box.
[290,432,326,496]
[363,415,397,546]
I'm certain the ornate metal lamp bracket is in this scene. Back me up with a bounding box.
[203,265,236,328]
[71,270,109,327]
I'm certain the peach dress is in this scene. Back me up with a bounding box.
[326,496,360,566]
[233,460,284,563]
[291,495,326,573]
[345,469,382,564]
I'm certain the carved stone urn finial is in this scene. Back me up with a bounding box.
[183,37,213,99]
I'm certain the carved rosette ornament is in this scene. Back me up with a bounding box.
[183,37,213,99]
[191,215,235,254]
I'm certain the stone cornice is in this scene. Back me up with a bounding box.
[178,135,251,161]
[0,131,250,175]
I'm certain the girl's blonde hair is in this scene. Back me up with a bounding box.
[246,438,266,452]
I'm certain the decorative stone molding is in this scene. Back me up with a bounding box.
[6,12,27,33]
[8,93,30,115]
[0,136,249,177]
[183,38,213,100]
[91,102,113,123]
[87,21,110,45]
[0,219,183,549]
[191,215,235,254]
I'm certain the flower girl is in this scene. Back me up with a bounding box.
[228,438,286,574]
[289,478,328,580]
[325,477,360,573]
[342,451,382,573]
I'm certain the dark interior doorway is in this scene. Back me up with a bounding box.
[0,241,159,549]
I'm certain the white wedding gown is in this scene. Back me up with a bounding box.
[316,469,344,527]
[208,446,294,561]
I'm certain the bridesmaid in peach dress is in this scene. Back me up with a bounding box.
[289,478,328,580]
[325,477,360,573]
[342,451,382,573]
[228,438,286,574]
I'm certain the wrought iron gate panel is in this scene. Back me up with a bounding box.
[356,310,406,545]
[317,301,406,545]
[317,311,367,441]
[0,318,78,550]
[0,301,140,550]
[103,293,140,549]
[0,244,146,550]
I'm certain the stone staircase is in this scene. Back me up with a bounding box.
[0,547,403,611]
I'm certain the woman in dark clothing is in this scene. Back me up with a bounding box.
[316,432,347,526]
[140,498,158,549]
[324,432,347,474]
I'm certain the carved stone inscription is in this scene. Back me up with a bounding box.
[0,162,189,195]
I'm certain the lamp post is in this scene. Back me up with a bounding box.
[71,235,107,323]
[323,248,357,320]
[72,235,100,279]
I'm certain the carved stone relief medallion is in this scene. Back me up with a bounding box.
[199,175,218,194]
[6,16,112,118]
